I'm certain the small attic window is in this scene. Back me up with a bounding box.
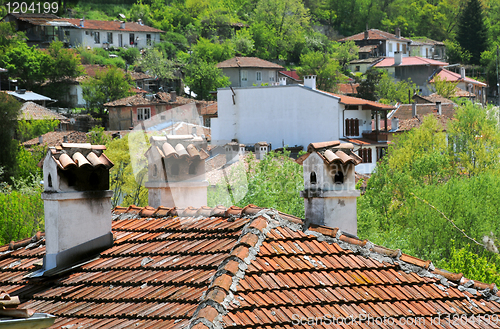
[189,162,197,175]
[334,171,344,184]
[310,172,317,184]
[171,163,179,176]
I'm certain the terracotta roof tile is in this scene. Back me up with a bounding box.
[2,205,500,327]
[217,57,284,69]
[18,102,68,121]
[64,18,163,33]
[279,70,301,81]
[430,68,487,86]
[339,29,412,42]
[375,56,448,67]
[104,91,197,107]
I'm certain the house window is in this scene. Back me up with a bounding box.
[137,108,151,121]
[146,34,151,46]
[256,71,262,82]
[389,43,393,53]
[64,30,70,40]
[241,70,248,82]
[355,66,360,72]
[397,43,400,52]
[426,48,429,58]
[358,148,372,163]
[118,34,123,47]
[269,73,275,82]
[403,44,407,54]
[107,32,113,44]
[376,147,387,161]
[130,33,135,45]
[345,118,360,136]
[94,31,100,44]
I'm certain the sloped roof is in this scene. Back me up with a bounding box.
[5,13,74,27]
[64,18,163,33]
[297,141,362,166]
[18,102,67,121]
[199,102,218,116]
[339,29,412,42]
[146,135,209,160]
[279,70,301,81]
[374,56,448,67]
[323,91,395,110]
[398,113,450,131]
[45,143,113,170]
[430,68,487,87]
[337,83,359,95]
[6,91,52,102]
[413,93,455,104]
[23,131,88,148]
[217,57,284,69]
[2,205,500,327]
[104,92,196,107]
[410,37,445,47]
[392,103,456,121]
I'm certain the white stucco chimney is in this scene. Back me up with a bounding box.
[145,135,209,208]
[170,91,177,102]
[299,141,362,236]
[394,52,402,65]
[364,30,369,39]
[461,67,466,79]
[39,136,43,144]
[412,103,417,117]
[41,143,114,274]
[436,101,442,115]
[120,21,125,29]
[79,18,84,28]
[254,142,269,160]
[279,77,287,86]
[303,75,317,90]
[391,117,399,130]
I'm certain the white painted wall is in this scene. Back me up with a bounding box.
[212,85,342,148]
[66,28,160,49]
[386,40,410,57]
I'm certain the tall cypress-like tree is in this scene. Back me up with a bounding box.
[457,0,489,65]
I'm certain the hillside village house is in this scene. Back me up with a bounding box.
[409,37,446,60]
[211,76,394,174]
[2,14,163,49]
[217,57,284,87]
[2,141,500,327]
[104,91,213,130]
[430,67,487,103]
[374,55,449,95]
[339,28,412,58]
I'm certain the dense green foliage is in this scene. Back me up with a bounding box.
[81,66,134,111]
[16,119,60,143]
[0,93,22,182]
[208,150,305,218]
[457,0,489,64]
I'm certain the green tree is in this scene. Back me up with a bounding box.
[81,66,134,113]
[376,71,416,104]
[330,40,359,69]
[16,118,60,143]
[0,93,22,182]
[356,68,383,101]
[297,51,345,91]
[45,41,84,83]
[1,43,51,89]
[431,74,459,99]
[135,48,177,83]
[456,0,488,64]
[184,57,230,100]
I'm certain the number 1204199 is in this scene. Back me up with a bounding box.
[6,2,58,14]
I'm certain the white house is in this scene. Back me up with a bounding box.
[211,76,394,174]
[62,18,163,49]
[339,28,412,58]
[216,57,284,87]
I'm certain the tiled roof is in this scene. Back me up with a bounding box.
[413,93,455,104]
[323,91,395,110]
[454,86,476,97]
[398,113,450,131]
[199,102,217,116]
[358,45,378,53]
[337,83,359,95]
[430,68,487,87]
[45,143,113,170]
[2,205,500,328]
[410,38,445,46]
[104,92,196,107]
[393,103,456,121]
[296,141,363,166]
[64,18,164,33]
[339,29,412,42]
[18,102,68,121]
[6,13,74,27]
[146,135,209,160]
[374,56,448,67]
[217,57,284,69]
[279,70,301,81]
[22,131,88,148]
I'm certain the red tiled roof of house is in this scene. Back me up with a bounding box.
[279,70,301,81]
[64,18,164,33]
[375,56,448,67]
[337,83,359,95]
[22,131,88,148]
[217,57,284,69]
[2,205,500,327]
[393,103,456,121]
[339,29,412,42]
[413,93,455,104]
[398,113,450,131]
[199,102,217,116]
[104,92,196,107]
[323,91,395,110]
[18,102,68,121]
[430,68,487,87]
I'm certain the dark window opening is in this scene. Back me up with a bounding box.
[189,162,197,175]
[89,172,99,188]
[129,33,135,45]
[48,174,52,188]
[358,148,372,163]
[171,163,179,176]
[377,147,388,161]
[345,118,360,136]
[153,164,158,177]
[310,172,317,184]
[334,172,344,184]
[146,34,151,46]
